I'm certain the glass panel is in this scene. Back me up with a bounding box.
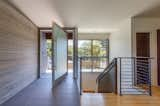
[53,24,67,80]
[92,40,107,56]
[78,39,109,72]
[78,40,91,57]
[46,40,52,73]
[92,40,108,72]
[68,40,73,73]
[78,40,92,72]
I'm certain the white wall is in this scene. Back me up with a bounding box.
[132,17,160,86]
[110,19,132,60]
[109,19,132,94]
[82,72,100,92]
[78,33,109,40]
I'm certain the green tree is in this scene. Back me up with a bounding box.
[78,40,106,57]
[47,40,52,57]
[68,45,73,56]
[78,41,91,56]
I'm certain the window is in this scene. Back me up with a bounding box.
[78,40,91,56]
[78,39,109,72]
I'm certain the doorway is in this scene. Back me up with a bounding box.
[64,28,78,79]
[39,27,79,88]
[39,30,52,79]
[136,33,150,57]
[136,32,150,85]
[157,30,160,86]
[68,39,74,73]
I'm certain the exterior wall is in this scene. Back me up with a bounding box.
[0,1,38,104]
[132,17,160,86]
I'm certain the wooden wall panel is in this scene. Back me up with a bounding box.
[0,1,38,104]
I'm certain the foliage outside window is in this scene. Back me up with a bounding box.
[47,40,52,58]
[78,39,109,72]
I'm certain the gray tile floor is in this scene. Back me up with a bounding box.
[1,73,80,106]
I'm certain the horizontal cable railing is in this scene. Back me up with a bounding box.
[118,57,152,96]
[78,56,152,95]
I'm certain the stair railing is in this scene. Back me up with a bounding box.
[118,57,152,96]
[96,58,118,93]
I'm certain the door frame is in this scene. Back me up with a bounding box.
[63,27,78,79]
[38,27,79,80]
[38,28,52,78]
[157,30,160,86]
[136,32,150,85]
[67,35,73,74]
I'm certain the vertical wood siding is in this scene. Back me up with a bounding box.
[0,1,38,104]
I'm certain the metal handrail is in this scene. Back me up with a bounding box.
[96,58,117,83]
[117,57,153,59]
[79,56,108,60]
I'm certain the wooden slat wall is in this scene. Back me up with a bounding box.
[0,1,38,104]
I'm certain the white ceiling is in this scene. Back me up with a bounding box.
[8,0,160,33]
[135,5,160,18]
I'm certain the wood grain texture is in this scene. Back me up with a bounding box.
[0,1,38,104]
[81,87,160,106]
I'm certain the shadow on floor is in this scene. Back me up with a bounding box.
[1,73,80,106]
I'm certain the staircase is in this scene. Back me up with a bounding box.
[96,58,117,93]
[78,57,152,96]
[96,57,152,95]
